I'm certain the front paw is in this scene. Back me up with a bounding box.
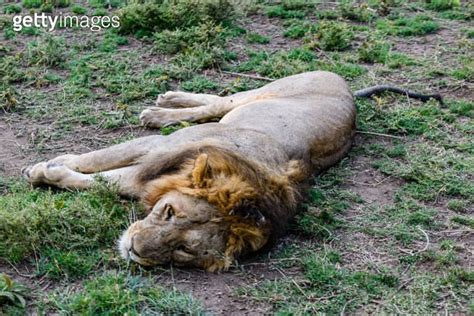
[22,161,73,186]
[139,108,180,128]
[22,162,48,184]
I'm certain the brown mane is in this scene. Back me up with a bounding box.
[136,144,305,267]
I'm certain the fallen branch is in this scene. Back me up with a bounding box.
[221,71,274,82]
[356,130,404,139]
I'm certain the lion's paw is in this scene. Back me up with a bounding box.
[43,162,73,183]
[139,108,180,128]
[22,162,48,184]
[22,161,74,186]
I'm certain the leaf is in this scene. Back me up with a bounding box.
[14,293,27,308]
[2,273,13,289]
[0,290,16,302]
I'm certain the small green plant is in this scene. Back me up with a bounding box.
[246,32,270,44]
[340,2,376,22]
[358,38,391,63]
[283,20,315,38]
[40,3,54,12]
[92,8,108,16]
[119,0,236,36]
[49,272,204,314]
[451,215,474,228]
[0,274,28,311]
[4,4,22,14]
[22,0,42,8]
[425,0,460,11]
[181,76,219,93]
[71,5,87,14]
[313,21,354,51]
[154,22,226,55]
[25,35,67,67]
[266,5,306,19]
[376,14,440,36]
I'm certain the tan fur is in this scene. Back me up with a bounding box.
[22,71,356,271]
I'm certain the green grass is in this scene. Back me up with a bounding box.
[3,4,22,14]
[71,5,88,15]
[0,179,138,264]
[1,0,473,313]
[376,14,440,36]
[0,274,28,313]
[47,272,204,315]
[245,32,270,44]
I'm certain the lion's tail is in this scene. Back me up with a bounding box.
[354,85,443,104]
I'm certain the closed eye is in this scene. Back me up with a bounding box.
[163,203,174,221]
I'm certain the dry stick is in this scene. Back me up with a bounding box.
[417,226,430,253]
[221,71,274,82]
[275,267,309,300]
[356,130,404,139]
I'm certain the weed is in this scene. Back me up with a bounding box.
[92,8,108,16]
[0,85,18,111]
[154,22,226,55]
[451,56,473,81]
[71,5,87,15]
[449,99,474,118]
[22,0,42,9]
[240,251,399,313]
[451,215,474,228]
[41,3,54,12]
[90,0,124,8]
[447,199,469,213]
[99,30,128,52]
[315,10,339,20]
[118,0,236,36]
[181,76,220,93]
[426,0,460,11]
[283,20,314,39]
[266,5,306,19]
[0,179,139,263]
[340,2,376,22]
[36,249,102,281]
[48,272,204,314]
[358,38,391,63]
[0,274,28,312]
[377,15,440,36]
[25,35,67,67]
[386,52,417,69]
[313,21,354,51]
[3,4,22,14]
[246,32,270,44]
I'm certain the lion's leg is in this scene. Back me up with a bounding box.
[140,89,277,128]
[156,91,222,108]
[23,162,142,197]
[26,135,166,175]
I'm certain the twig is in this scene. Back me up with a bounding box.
[340,299,355,315]
[417,226,430,253]
[221,71,274,82]
[356,130,404,139]
[275,267,309,300]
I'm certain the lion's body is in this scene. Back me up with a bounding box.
[23,71,356,271]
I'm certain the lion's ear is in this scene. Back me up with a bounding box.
[192,153,210,187]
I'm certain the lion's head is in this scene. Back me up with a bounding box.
[118,146,302,271]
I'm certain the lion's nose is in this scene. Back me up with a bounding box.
[129,235,141,257]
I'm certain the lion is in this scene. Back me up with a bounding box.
[22,71,441,271]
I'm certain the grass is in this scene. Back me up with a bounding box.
[46,272,204,314]
[1,0,473,314]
